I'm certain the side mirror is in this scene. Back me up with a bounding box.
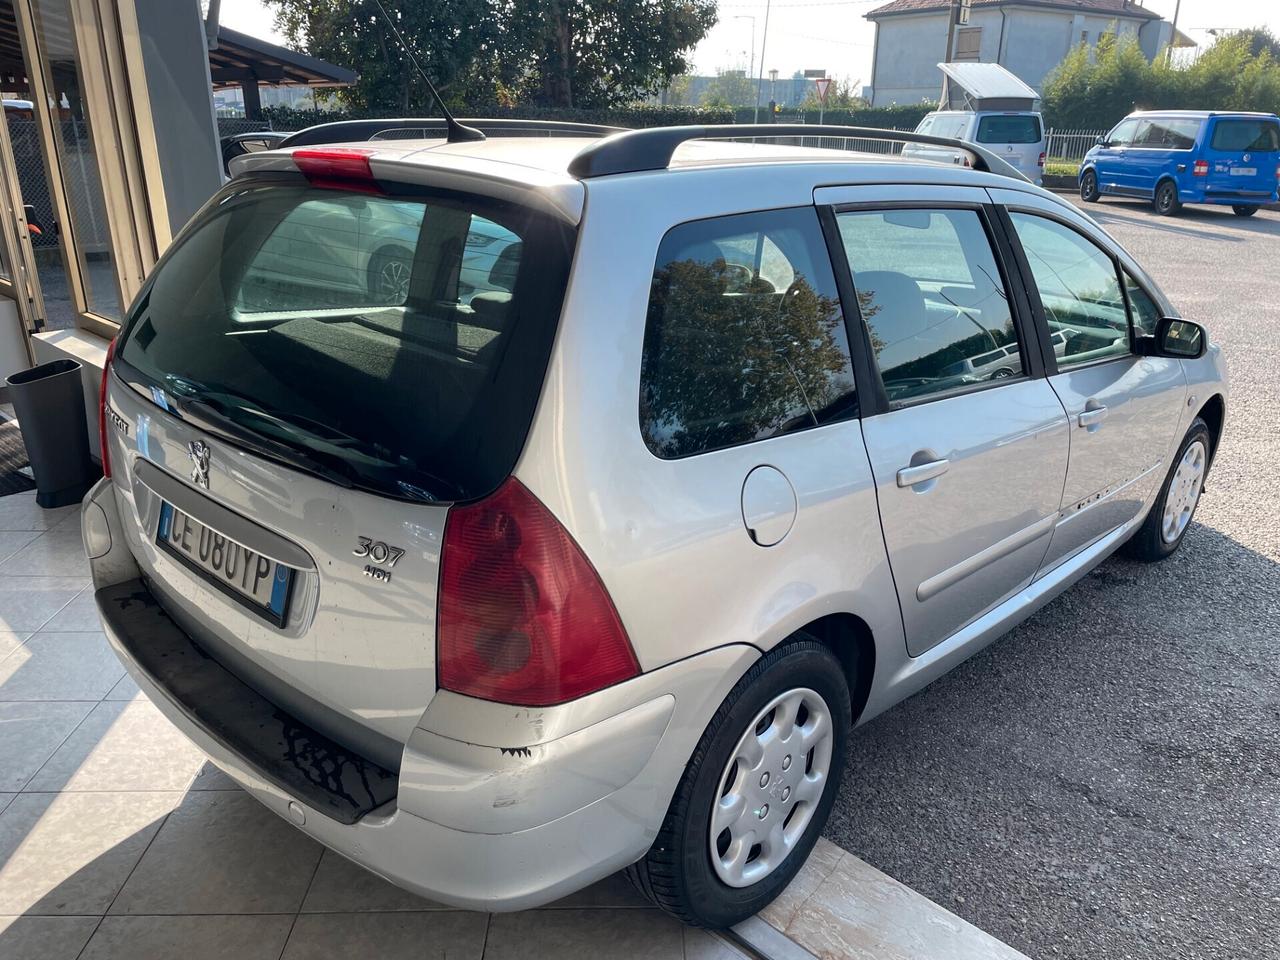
[1138,317,1206,359]
[1096,136,1110,147]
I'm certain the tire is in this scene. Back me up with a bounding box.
[628,639,851,928]
[1154,180,1181,217]
[1232,205,1259,218]
[366,246,413,303]
[1121,417,1211,562]
[1079,169,1100,203]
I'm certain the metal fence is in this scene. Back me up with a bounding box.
[1045,128,1106,164]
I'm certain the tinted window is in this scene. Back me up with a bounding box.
[1133,118,1200,149]
[837,209,1022,405]
[117,182,574,502]
[1107,119,1139,147]
[1010,213,1129,368]
[640,207,856,459]
[1210,118,1280,152]
[1124,271,1160,337]
[976,114,1042,145]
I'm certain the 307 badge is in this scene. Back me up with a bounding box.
[354,536,404,583]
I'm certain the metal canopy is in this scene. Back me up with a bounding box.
[208,27,357,89]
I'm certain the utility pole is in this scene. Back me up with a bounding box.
[941,0,960,107]
[753,0,772,124]
[1166,0,1182,63]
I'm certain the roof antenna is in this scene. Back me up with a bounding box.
[367,0,485,143]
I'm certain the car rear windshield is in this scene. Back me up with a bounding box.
[115,178,575,503]
[1210,118,1280,152]
[976,114,1041,145]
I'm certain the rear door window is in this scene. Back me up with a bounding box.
[639,207,856,458]
[976,115,1041,144]
[836,208,1023,405]
[1210,119,1280,152]
[115,181,574,502]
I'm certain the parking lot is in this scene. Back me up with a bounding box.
[826,196,1280,959]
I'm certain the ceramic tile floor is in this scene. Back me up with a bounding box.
[0,492,751,960]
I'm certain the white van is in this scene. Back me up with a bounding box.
[908,110,1046,184]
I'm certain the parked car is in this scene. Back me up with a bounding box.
[1079,110,1280,217]
[85,123,1227,929]
[906,110,1046,184]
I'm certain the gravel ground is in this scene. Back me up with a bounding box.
[824,196,1280,960]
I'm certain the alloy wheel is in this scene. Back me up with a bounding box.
[1162,439,1206,544]
[377,258,411,302]
[709,687,834,888]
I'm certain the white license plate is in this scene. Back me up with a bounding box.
[157,501,293,625]
[1230,167,1257,176]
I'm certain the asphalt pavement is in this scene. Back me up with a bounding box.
[824,195,1280,960]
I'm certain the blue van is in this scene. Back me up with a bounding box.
[1079,110,1280,217]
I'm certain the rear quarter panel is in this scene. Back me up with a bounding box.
[514,164,906,676]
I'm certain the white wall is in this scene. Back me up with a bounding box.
[870,7,1157,107]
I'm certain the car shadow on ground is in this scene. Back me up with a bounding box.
[825,521,1280,960]
[1086,199,1280,240]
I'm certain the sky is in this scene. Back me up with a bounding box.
[219,0,1280,92]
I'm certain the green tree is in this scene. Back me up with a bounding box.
[519,0,719,108]
[1043,27,1280,128]
[265,0,495,113]
[266,0,717,111]
[798,77,866,111]
[700,69,756,109]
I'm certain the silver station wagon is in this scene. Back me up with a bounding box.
[83,119,1227,928]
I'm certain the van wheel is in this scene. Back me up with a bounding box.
[1079,169,1100,203]
[1122,418,1210,562]
[1232,205,1259,218]
[1154,181,1181,216]
[627,640,851,928]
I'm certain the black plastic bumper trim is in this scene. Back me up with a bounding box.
[96,578,398,825]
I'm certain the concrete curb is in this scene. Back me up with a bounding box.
[755,839,1032,960]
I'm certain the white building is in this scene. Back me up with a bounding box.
[866,0,1178,107]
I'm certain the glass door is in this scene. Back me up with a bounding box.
[6,0,160,339]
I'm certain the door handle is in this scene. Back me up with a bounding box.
[896,458,950,488]
[1078,405,1109,429]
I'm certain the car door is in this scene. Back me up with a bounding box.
[990,189,1188,572]
[1093,118,1139,195]
[817,184,1070,656]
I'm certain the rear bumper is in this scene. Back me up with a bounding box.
[83,479,758,910]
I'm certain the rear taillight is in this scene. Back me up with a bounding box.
[1038,151,1046,168]
[438,478,639,706]
[98,338,116,478]
[292,147,382,195]
[1193,160,1209,177]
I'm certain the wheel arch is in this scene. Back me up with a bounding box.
[789,612,876,726]
[1195,393,1226,469]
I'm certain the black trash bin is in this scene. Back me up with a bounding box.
[6,358,99,508]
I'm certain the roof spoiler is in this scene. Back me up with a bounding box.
[566,124,1030,182]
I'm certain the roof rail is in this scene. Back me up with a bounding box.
[278,118,624,148]
[566,124,1029,182]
